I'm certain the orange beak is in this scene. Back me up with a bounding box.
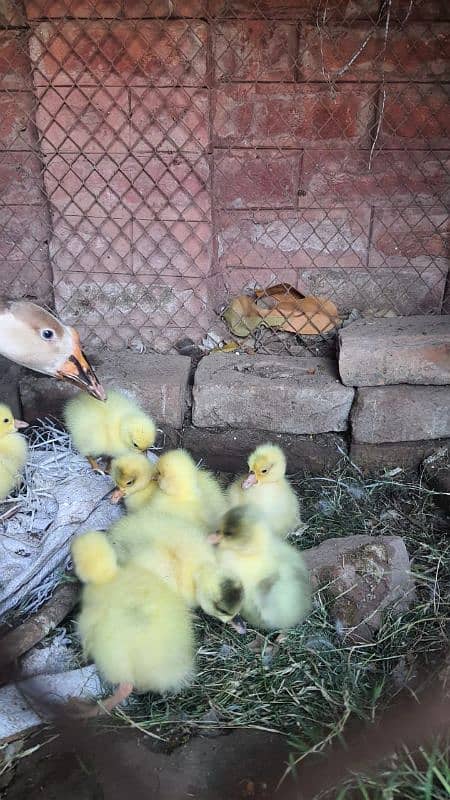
[57,331,106,401]
[110,488,124,504]
[14,418,28,430]
[241,472,257,489]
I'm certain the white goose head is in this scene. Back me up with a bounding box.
[0,297,106,401]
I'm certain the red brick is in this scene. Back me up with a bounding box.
[302,23,450,82]
[302,24,382,81]
[0,259,52,304]
[383,23,450,80]
[130,87,209,153]
[391,0,449,21]
[0,204,51,261]
[0,1,26,25]
[443,281,450,313]
[379,83,450,149]
[213,83,376,148]
[44,152,211,221]
[53,271,218,351]
[35,85,129,153]
[209,0,379,20]
[222,266,303,297]
[214,20,296,82]
[122,153,210,221]
[132,218,213,276]
[222,264,446,317]
[30,20,207,87]
[0,152,45,205]
[216,208,371,272]
[44,153,211,220]
[291,266,446,315]
[214,148,299,209]
[124,0,206,16]
[300,149,450,208]
[370,206,449,267]
[43,153,131,220]
[49,213,133,274]
[0,91,37,150]
[0,31,32,91]
[25,0,121,18]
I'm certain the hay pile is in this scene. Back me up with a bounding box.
[0,419,121,618]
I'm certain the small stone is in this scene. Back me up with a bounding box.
[192,354,354,434]
[339,315,450,386]
[303,534,414,640]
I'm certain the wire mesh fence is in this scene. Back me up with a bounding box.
[0,0,448,354]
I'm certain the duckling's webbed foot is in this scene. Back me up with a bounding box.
[87,456,106,475]
[66,682,133,718]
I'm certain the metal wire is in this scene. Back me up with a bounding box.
[0,0,448,353]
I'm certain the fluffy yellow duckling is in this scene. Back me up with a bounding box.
[71,530,195,714]
[147,449,226,531]
[0,296,105,400]
[227,443,300,538]
[209,506,311,632]
[109,509,245,630]
[110,453,158,512]
[64,389,156,470]
[0,403,28,501]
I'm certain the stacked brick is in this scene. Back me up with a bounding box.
[1,312,448,473]
[339,315,450,468]
[0,1,52,302]
[0,0,449,350]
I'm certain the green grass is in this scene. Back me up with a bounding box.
[77,461,450,795]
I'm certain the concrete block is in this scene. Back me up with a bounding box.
[339,315,450,386]
[183,426,346,474]
[303,534,414,640]
[192,354,354,434]
[351,385,450,443]
[350,437,450,473]
[20,349,191,429]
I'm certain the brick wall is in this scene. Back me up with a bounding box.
[0,1,52,303]
[0,0,449,351]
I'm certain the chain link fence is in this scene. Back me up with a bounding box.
[0,0,448,355]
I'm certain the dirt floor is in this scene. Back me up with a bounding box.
[1,726,296,800]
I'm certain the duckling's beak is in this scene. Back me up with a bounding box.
[207,532,222,545]
[241,472,257,489]
[229,615,247,635]
[57,331,106,401]
[110,488,124,504]
[14,418,28,430]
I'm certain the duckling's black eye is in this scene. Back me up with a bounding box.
[41,329,54,340]
[133,442,139,448]
[261,468,268,474]
[3,418,9,423]
[126,479,134,486]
